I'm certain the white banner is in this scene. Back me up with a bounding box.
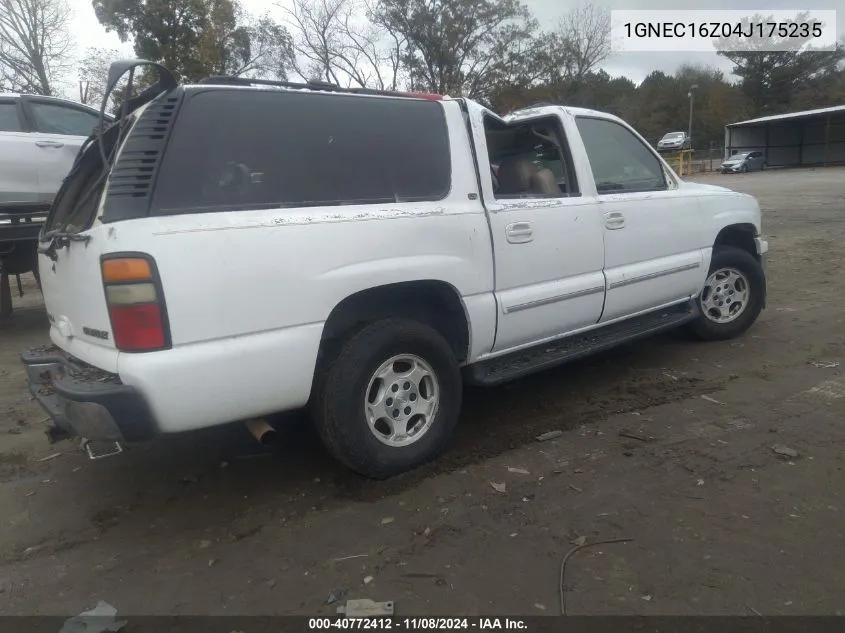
[610,10,839,52]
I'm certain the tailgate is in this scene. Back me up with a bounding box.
[39,225,118,372]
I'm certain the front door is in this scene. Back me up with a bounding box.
[0,99,40,204]
[467,106,606,353]
[21,98,99,204]
[573,116,706,323]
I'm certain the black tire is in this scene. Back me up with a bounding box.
[311,318,462,479]
[690,246,765,341]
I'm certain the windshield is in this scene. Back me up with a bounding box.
[663,132,684,139]
[729,153,749,160]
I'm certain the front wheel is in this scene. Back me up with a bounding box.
[689,247,765,341]
[311,318,462,479]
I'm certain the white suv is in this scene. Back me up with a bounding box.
[22,61,768,478]
[0,94,106,205]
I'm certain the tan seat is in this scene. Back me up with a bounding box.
[530,168,560,195]
[497,157,537,195]
[497,157,560,196]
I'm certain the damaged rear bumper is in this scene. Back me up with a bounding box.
[21,346,157,444]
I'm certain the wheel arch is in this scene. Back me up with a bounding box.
[714,223,759,262]
[317,280,471,369]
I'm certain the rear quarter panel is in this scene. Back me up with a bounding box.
[107,102,495,432]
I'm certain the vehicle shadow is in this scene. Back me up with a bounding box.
[3,325,732,554]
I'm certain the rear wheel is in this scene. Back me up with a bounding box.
[311,318,462,479]
[690,247,765,341]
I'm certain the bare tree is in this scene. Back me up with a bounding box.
[281,0,403,89]
[374,0,540,99]
[554,1,611,82]
[0,0,72,95]
[78,47,121,106]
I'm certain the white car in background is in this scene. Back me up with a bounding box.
[720,151,766,174]
[657,131,691,153]
[0,94,109,206]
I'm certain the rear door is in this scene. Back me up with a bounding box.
[466,105,606,352]
[0,98,41,204]
[21,97,100,204]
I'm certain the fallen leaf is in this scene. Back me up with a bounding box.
[380,517,395,525]
[535,430,563,442]
[771,445,800,459]
[571,535,587,546]
[507,467,530,475]
[490,482,507,494]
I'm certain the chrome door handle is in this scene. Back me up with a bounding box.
[36,141,64,148]
[506,221,533,243]
[604,212,626,230]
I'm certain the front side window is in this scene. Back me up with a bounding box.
[0,102,23,132]
[152,89,451,214]
[29,101,98,136]
[576,117,667,194]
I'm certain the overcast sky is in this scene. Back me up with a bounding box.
[66,0,844,89]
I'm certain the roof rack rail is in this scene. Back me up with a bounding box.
[196,75,444,100]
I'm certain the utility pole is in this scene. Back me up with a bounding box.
[688,84,698,147]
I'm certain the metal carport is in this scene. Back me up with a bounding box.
[724,104,845,167]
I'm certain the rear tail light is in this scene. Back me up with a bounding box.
[101,255,170,352]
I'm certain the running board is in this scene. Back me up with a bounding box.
[466,301,699,386]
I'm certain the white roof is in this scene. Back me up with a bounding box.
[727,104,845,128]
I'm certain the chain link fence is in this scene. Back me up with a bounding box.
[663,145,725,176]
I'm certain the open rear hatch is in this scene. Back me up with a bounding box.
[36,61,177,372]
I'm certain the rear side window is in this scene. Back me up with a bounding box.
[0,102,23,132]
[29,101,99,136]
[152,89,451,214]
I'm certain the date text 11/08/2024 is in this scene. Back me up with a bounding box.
[308,618,529,630]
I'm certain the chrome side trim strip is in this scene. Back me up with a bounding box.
[504,285,605,314]
[608,262,701,290]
